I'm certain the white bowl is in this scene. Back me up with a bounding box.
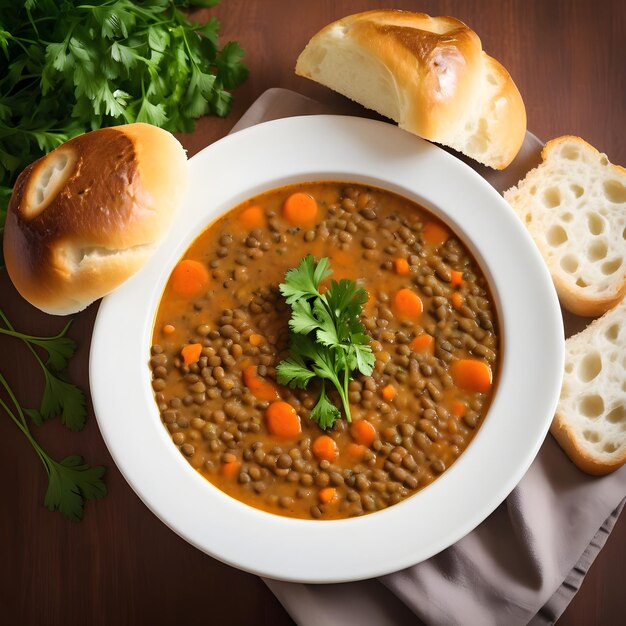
[90,115,564,583]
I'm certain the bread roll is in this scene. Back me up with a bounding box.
[504,136,626,316]
[4,123,187,315]
[552,297,626,475]
[295,10,526,169]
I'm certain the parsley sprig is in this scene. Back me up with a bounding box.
[0,310,86,430]
[0,310,105,520]
[276,256,375,429]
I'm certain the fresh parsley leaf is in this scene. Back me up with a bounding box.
[288,299,320,335]
[40,370,87,432]
[44,455,106,521]
[217,41,249,89]
[277,257,374,429]
[0,372,105,521]
[276,355,316,390]
[351,341,376,376]
[33,332,76,372]
[310,384,341,430]
[312,297,341,348]
[279,255,331,305]
[0,310,86,430]
[325,279,368,319]
[136,98,168,127]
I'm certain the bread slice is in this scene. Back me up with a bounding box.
[295,10,526,169]
[551,297,626,475]
[504,136,626,317]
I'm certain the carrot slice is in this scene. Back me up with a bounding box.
[312,435,338,462]
[221,461,240,478]
[319,487,337,504]
[451,401,466,417]
[422,221,450,247]
[350,420,376,447]
[345,442,366,460]
[451,270,464,287]
[181,343,202,365]
[243,365,280,401]
[382,384,396,401]
[451,292,463,310]
[393,288,423,318]
[240,205,266,229]
[249,333,264,346]
[266,401,301,438]
[394,258,410,276]
[170,259,209,298]
[283,192,318,227]
[410,334,434,354]
[450,359,493,393]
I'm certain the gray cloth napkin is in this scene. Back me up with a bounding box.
[231,88,626,626]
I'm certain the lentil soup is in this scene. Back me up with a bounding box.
[150,182,499,520]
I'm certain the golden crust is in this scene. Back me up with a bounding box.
[554,278,626,317]
[541,135,626,176]
[480,55,527,169]
[551,414,626,476]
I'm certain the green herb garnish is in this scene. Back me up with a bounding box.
[0,310,86,431]
[276,256,375,429]
[0,310,105,520]
[0,0,248,265]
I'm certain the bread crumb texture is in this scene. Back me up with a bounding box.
[552,297,626,474]
[504,136,626,316]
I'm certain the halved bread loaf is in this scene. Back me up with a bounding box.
[552,297,626,475]
[504,136,626,316]
[295,10,526,169]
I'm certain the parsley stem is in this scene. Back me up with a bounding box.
[340,364,353,422]
[0,394,50,471]
[0,321,72,343]
[0,373,48,472]
[0,310,48,373]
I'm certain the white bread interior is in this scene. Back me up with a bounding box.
[552,297,626,475]
[4,123,188,315]
[24,148,77,219]
[296,10,526,169]
[504,136,626,317]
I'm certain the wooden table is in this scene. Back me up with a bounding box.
[1,1,623,624]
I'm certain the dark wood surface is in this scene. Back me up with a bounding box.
[0,1,624,624]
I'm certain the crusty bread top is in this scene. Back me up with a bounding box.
[295,9,526,169]
[504,136,626,317]
[551,297,626,475]
[4,123,187,315]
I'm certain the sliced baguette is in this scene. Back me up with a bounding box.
[551,297,626,475]
[504,136,626,316]
[295,10,526,169]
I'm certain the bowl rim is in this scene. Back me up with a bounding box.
[90,115,564,583]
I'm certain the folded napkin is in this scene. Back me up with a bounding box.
[231,88,626,626]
